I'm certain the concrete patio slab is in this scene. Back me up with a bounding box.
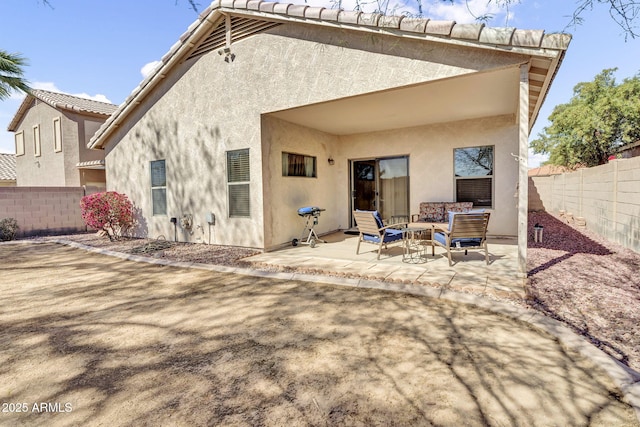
[246,232,525,299]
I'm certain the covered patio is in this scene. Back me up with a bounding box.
[246,231,524,299]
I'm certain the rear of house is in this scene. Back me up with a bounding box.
[90,1,570,274]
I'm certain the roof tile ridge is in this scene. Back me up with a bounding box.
[32,88,117,108]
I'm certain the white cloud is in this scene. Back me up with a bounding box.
[528,149,549,169]
[141,61,162,79]
[424,0,505,24]
[290,0,511,24]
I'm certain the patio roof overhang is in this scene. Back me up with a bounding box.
[267,66,521,135]
[77,160,106,170]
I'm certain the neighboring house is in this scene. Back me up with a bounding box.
[0,153,17,187]
[7,89,117,189]
[528,164,573,177]
[618,140,640,159]
[89,0,570,274]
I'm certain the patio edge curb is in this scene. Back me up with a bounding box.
[44,239,640,423]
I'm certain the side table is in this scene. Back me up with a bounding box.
[401,226,428,263]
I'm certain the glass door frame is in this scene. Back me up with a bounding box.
[349,155,410,228]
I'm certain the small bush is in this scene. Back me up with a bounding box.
[0,218,19,241]
[80,192,134,241]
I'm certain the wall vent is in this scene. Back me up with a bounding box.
[187,16,281,60]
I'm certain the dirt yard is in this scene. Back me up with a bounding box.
[1,242,637,426]
[39,210,640,374]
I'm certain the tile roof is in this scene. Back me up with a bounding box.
[528,164,573,177]
[7,89,118,132]
[89,0,571,149]
[0,153,16,181]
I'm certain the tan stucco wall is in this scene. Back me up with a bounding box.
[262,114,518,248]
[105,21,527,248]
[15,101,68,186]
[14,101,106,187]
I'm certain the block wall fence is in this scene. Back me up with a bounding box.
[529,157,640,253]
[0,187,100,237]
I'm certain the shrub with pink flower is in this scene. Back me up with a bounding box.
[80,191,135,241]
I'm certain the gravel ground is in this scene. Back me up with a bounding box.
[38,211,640,373]
[527,211,640,373]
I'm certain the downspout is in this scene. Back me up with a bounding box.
[518,64,530,279]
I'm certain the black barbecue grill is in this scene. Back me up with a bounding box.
[292,206,326,248]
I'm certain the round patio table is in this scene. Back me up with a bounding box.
[400,226,428,263]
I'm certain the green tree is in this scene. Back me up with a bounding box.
[530,69,640,167]
[0,50,30,100]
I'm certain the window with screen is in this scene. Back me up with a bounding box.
[454,146,493,207]
[282,152,316,177]
[227,149,250,217]
[151,160,167,216]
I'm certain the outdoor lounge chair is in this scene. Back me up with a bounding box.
[433,212,490,266]
[353,210,406,259]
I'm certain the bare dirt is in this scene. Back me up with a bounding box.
[1,241,637,426]
[39,210,640,374]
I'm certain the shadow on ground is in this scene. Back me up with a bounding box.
[0,243,636,426]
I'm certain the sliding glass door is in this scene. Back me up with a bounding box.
[351,156,409,226]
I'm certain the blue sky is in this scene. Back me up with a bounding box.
[1,0,639,167]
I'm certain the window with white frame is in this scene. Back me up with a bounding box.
[150,160,167,216]
[227,149,250,217]
[53,117,62,153]
[282,152,317,177]
[15,131,25,156]
[454,145,494,207]
[33,125,41,157]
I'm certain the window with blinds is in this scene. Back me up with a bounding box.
[227,149,250,217]
[151,160,167,216]
[454,146,493,207]
[282,152,316,177]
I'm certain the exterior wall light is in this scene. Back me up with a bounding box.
[328,157,335,165]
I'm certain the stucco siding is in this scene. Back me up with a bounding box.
[336,115,519,238]
[105,22,526,248]
[15,101,68,186]
[261,114,518,248]
[14,102,106,188]
[261,116,341,249]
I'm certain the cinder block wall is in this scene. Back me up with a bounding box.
[529,157,640,252]
[0,187,87,237]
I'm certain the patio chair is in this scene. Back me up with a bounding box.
[433,212,490,266]
[353,210,406,259]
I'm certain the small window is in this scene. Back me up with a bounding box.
[15,131,25,156]
[282,152,316,177]
[53,117,62,152]
[150,160,167,216]
[227,149,250,217]
[33,125,41,157]
[454,145,493,207]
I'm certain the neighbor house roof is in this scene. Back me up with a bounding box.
[89,0,571,150]
[0,153,16,181]
[528,164,573,177]
[7,89,118,132]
